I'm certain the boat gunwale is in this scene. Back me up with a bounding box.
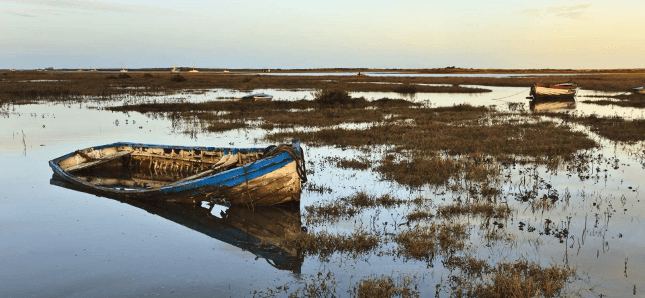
[49,141,303,197]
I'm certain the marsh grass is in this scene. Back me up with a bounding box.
[405,210,434,222]
[351,274,420,298]
[304,192,405,224]
[393,83,418,94]
[283,228,380,260]
[545,113,645,143]
[581,92,645,108]
[447,256,576,298]
[334,157,371,170]
[437,201,512,219]
[393,222,468,261]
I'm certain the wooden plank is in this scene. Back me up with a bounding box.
[66,151,132,173]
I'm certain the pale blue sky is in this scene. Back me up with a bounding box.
[1,0,643,69]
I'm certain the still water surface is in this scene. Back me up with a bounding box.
[1,86,644,297]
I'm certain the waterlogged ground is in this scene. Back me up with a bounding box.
[1,85,645,297]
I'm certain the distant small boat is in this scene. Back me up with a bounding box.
[90,69,98,72]
[632,87,645,94]
[48,140,307,206]
[239,93,274,102]
[189,60,199,73]
[77,69,84,72]
[223,70,230,73]
[530,83,577,99]
[171,65,180,73]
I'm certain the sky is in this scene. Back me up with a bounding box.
[1,0,644,69]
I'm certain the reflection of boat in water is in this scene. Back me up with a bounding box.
[48,140,307,206]
[50,175,304,272]
[530,97,576,112]
[530,82,577,99]
[238,93,274,102]
[633,87,645,94]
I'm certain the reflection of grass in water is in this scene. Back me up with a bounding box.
[351,274,419,298]
[542,112,645,143]
[437,201,511,219]
[282,228,380,260]
[581,93,645,108]
[304,192,404,225]
[393,222,469,261]
[446,256,575,298]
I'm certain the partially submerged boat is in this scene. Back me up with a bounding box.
[50,175,304,272]
[238,93,273,102]
[530,83,577,99]
[632,87,645,94]
[48,140,307,206]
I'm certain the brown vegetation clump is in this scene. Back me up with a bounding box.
[312,88,364,107]
[437,201,512,219]
[304,192,405,224]
[377,155,499,187]
[170,74,187,82]
[393,222,468,260]
[335,157,371,170]
[267,105,597,166]
[405,210,434,222]
[447,257,575,298]
[562,114,645,143]
[283,229,380,260]
[393,83,418,94]
[351,274,420,298]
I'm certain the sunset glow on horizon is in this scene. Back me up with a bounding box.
[1,0,644,69]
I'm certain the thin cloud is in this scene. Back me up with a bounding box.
[523,3,593,19]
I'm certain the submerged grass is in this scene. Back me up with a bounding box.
[542,112,645,143]
[283,228,380,260]
[447,256,576,298]
[393,222,469,261]
[304,192,405,225]
[350,274,420,298]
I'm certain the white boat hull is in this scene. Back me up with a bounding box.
[531,84,577,99]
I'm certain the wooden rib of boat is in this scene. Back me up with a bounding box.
[238,93,273,102]
[632,87,645,95]
[50,175,304,272]
[530,82,577,99]
[529,98,576,112]
[48,140,307,206]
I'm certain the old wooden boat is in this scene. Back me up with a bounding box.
[529,97,576,112]
[50,175,304,272]
[238,93,273,102]
[48,140,307,206]
[530,83,577,99]
[632,87,645,94]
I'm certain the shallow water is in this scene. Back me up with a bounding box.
[1,87,644,297]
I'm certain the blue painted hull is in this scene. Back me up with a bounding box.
[49,141,306,206]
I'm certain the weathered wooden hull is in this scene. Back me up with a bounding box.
[49,141,306,206]
[530,84,577,99]
[50,175,304,272]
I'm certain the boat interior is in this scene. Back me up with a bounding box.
[56,145,269,190]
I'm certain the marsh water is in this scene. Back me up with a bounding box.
[1,85,644,297]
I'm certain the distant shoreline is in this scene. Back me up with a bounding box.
[4,67,645,74]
